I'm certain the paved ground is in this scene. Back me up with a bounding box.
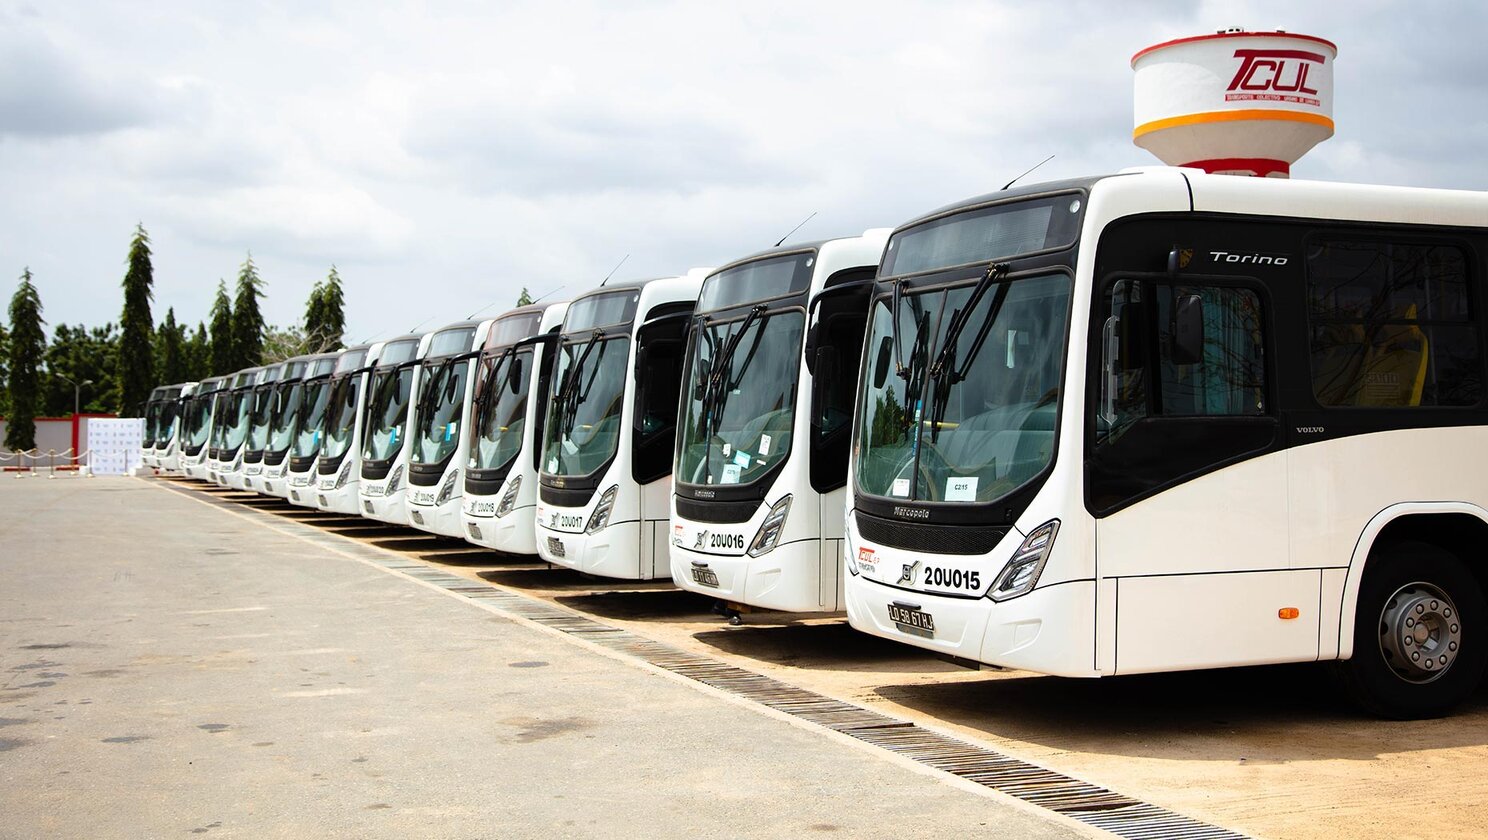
[185,482,1488,840]
[0,476,1084,840]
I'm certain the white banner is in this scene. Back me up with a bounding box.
[87,418,145,476]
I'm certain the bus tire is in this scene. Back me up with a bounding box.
[1333,541,1486,719]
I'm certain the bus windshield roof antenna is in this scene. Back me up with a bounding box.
[600,254,629,287]
[775,212,817,247]
[1002,154,1056,190]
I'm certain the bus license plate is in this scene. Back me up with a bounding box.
[690,567,719,588]
[467,522,482,540]
[290,490,300,502]
[317,495,329,507]
[364,499,375,514]
[887,603,935,637]
[546,537,566,558]
[410,509,424,525]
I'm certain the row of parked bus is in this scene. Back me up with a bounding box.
[144,165,1488,719]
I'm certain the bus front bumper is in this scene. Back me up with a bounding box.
[844,574,1097,677]
[462,503,537,555]
[536,520,643,579]
[671,540,829,613]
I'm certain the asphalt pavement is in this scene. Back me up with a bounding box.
[0,476,1084,839]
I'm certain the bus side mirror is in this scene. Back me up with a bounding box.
[507,356,523,395]
[1172,293,1205,366]
[872,336,892,389]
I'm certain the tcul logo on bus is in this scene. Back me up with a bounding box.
[1226,49,1324,105]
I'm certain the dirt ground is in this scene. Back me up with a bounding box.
[210,485,1488,840]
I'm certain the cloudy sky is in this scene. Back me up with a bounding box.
[4,0,1485,344]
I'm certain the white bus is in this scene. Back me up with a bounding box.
[155,382,197,473]
[208,367,262,486]
[220,365,282,491]
[142,386,169,469]
[358,330,437,525]
[670,233,887,618]
[285,353,342,506]
[843,166,1488,718]
[180,376,226,480]
[460,301,568,554]
[405,320,496,536]
[245,357,309,495]
[313,338,419,514]
[535,271,709,579]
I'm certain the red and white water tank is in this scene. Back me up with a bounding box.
[1132,29,1337,178]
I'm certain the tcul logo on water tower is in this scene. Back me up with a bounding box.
[1226,49,1325,105]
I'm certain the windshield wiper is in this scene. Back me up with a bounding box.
[554,330,605,434]
[925,263,1012,442]
[929,262,1009,382]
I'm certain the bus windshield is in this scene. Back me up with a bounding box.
[856,272,1070,504]
[185,396,213,448]
[472,347,534,472]
[246,387,277,451]
[159,400,181,445]
[224,391,253,452]
[320,375,362,461]
[543,334,630,478]
[362,367,414,462]
[268,382,304,454]
[677,311,804,486]
[411,359,470,467]
[144,401,163,447]
[291,378,333,458]
[210,392,233,449]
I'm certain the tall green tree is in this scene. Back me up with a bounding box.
[186,322,211,381]
[154,307,188,384]
[43,322,119,415]
[516,286,534,306]
[208,280,233,374]
[0,317,9,416]
[6,269,45,451]
[229,254,265,368]
[116,223,155,416]
[303,266,346,352]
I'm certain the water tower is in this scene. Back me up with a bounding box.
[1132,29,1337,177]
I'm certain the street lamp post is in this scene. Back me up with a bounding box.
[55,374,94,418]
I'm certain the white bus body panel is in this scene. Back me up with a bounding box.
[462,304,569,555]
[407,321,495,538]
[670,234,888,612]
[534,273,706,579]
[359,332,437,527]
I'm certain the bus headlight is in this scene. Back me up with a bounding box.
[437,470,460,505]
[387,464,404,494]
[334,459,353,490]
[496,475,521,518]
[586,485,618,534]
[748,495,792,557]
[989,520,1059,602]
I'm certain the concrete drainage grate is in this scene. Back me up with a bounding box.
[165,479,1249,840]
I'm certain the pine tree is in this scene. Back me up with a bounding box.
[116,223,155,416]
[186,322,211,380]
[302,277,326,350]
[208,281,233,374]
[155,307,188,384]
[317,266,346,350]
[517,286,534,306]
[229,254,265,368]
[0,317,9,416]
[6,269,45,452]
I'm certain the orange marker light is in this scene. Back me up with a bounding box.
[1278,607,1300,620]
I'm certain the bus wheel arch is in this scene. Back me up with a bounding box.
[1334,505,1488,718]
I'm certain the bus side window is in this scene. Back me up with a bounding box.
[811,269,874,492]
[1306,240,1481,408]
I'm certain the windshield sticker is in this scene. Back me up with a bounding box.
[548,457,558,472]
[721,464,742,484]
[946,477,978,502]
[891,478,910,497]
[445,421,456,442]
[389,428,398,445]
[721,443,731,457]
[733,451,750,468]
[758,434,771,456]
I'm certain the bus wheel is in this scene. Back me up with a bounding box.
[1335,542,1486,719]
